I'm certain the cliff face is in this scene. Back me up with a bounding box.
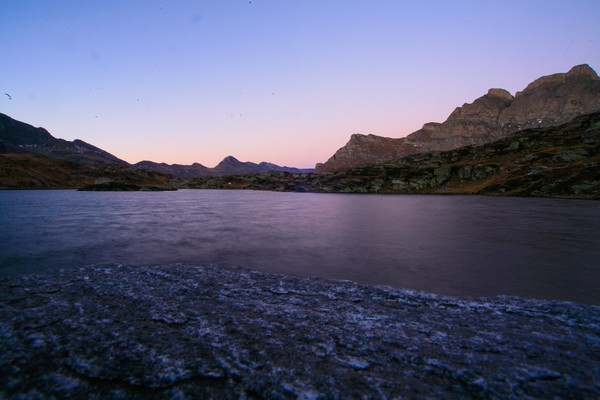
[316,64,600,173]
[314,134,413,173]
[499,64,600,132]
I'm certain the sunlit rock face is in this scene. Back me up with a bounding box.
[314,134,413,173]
[316,64,600,172]
[1,263,599,398]
[499,64,600,133]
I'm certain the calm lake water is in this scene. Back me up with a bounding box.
[1,189,599,304]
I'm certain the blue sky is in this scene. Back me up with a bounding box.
[1,0,599,168]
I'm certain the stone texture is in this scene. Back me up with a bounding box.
[499,64,600,133]
[1,263,599,399]
[316,65,600,173]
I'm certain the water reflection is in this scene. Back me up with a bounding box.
[1,190,599,304]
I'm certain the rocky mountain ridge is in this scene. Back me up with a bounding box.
[135,156,313,178]
[0,113,128,167]
[0,113,312,178]
[187,111,600,199]
[316,64,600,172]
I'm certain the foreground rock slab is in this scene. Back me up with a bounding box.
[1,264,599,399]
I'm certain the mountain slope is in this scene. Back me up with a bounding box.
[316,64,600,172]
[187,111,600,199]
[0,153,178,189]
[135,156,313,178]
[133,161,213,179]
[213,156,313,176]
[1,113,313,178]
[0,113,128,166]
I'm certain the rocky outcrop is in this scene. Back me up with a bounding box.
[316,64,600,172]
[1,263,598,399]
[314,134,414,173]
[413,88,515,153]
[187,111,600,199]
[499,64,600,133]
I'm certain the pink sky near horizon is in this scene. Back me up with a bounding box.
[2,0,599,168]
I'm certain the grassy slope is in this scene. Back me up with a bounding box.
[0,154,178,189]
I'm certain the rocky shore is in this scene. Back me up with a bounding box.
[1,263,599,399]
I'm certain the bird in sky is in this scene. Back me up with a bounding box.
[4,93,11,100]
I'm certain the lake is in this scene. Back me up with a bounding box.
[1,189,599,304]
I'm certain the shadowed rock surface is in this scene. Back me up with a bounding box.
[1,264,598,399]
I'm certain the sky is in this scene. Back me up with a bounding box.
[1,1,599,168]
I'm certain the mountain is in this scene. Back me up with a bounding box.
[133,161,213,179]
[316,64,600,172]
[0,153,178,189]
[135,156,313,178]
[0,113,128,167]
[186,111,600,199]
[1,113,313,179]
[0,113,179,188]
[213,156,313,176]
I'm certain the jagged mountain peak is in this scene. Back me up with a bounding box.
[316,64,600,173]
[217,155,242,165]
[486,88,514,101]
[1,114,312,179]
[517,64,599,96]
[567,63,598,78]
[211,156,313,176]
